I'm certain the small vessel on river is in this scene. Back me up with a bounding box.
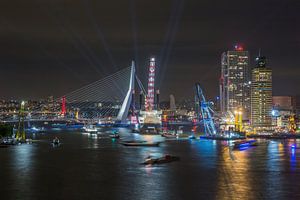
[109,133,120,139]
[82,124,98,133]
[232,139,257,150]
[142,155,180,165]
[52,137,60,146]
[120,140,160,147]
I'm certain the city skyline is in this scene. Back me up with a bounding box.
[0,0,299,100]
[1,1,300,199]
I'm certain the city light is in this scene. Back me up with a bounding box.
[0,1,299,198]
[234,44,244,51]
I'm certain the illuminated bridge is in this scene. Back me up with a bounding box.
[62,61,138,124]
[1,59,154,125]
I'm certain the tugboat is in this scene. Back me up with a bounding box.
[142,155,180,165]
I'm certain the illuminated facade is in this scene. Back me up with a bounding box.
[146,57,156,110]
[220,45,250,119]
[250,56,272,130]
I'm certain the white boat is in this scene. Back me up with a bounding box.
[82,125,98,133]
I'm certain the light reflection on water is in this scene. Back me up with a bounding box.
[1,129,300,199]
[9,144,36,199]
[216,145,251,200]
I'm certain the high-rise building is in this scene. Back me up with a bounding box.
[219,45,250,119]
[250,56,272,130]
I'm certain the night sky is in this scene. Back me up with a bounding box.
[1,0,299,101]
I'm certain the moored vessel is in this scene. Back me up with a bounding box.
[142,155,180,165]
[120,140,160,147]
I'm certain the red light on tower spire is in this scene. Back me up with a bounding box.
[234,44,244,51]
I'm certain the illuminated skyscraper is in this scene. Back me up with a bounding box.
[219,45,250,119]
[250,56,272,130]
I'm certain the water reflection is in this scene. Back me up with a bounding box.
[216,144,251,200]
[267,141,283,172]
[192,139,217,169]
[1,130,300,199]
[10,144,36,199]
[287,140,299,172]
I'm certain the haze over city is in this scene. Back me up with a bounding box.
[1,0,299,100]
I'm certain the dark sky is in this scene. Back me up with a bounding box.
[1,0,299,101]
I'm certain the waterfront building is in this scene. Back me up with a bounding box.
[219,45,250,119]
[273,96,296,111]
[272,96,298,131]
[250,56,273,131]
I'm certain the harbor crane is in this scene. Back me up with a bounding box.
[195,83,217,135]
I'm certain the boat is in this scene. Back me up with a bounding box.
[141,155,180,165]
[120,140,160,147]
[52,137,60,146]
[140,125,160,135]
[188,135,196,139]
[109,134,120,139]
[162,133,178,138]
[0,137,17,146]
[233,139,257,150]
[82,124,98,133]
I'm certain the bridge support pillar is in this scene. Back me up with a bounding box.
[116,61,135,123]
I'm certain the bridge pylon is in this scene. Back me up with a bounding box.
[61,96,66,116]
[116,61,135,123]
[15,101,26,141]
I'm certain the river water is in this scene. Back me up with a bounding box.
[1,128,300,200]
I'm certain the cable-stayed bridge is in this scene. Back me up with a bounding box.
[1,58,162,128]
[62,61,137,124]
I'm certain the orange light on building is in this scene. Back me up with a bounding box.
[162,114,168,122]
